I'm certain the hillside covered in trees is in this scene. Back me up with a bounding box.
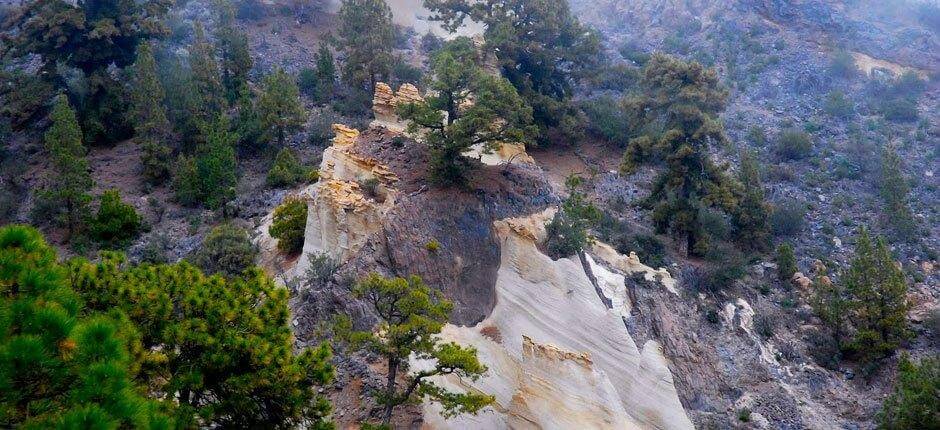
[0,0,937,428]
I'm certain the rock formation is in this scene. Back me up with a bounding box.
[416,209,694,430]
[371,82,423,133]
[294,124,399,276]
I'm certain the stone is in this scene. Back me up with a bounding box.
[371,82,424,132]
[792,272,813,290]
[415,209,693,430]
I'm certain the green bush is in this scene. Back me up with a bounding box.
[298,68,318,96]
[776,243,798,281]
[824,90,854,118]
[306,253,338,284]
[880,98,919,122]
[829,50,858,79]
[770,200,806,237]
[89,189,142,248]
[545,177,601,259]
[775,128,813,160]
[877,354,939,430]
[190,223,258,277]
[270,196,308,254]
[267,147,310,188]
[582,96,630,146]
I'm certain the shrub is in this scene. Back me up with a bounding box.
[306,253,338,285]
[425,239,440,253]
[582,96,630,146]
[738,408,752,422]
[307,110,338,146]
[775,128,813,160]
[829,50,858,79]
[359,178,380,199]
[298,68,318,96]
[545,177,601,259]
[270,196,308,254]
[267,148,310,188]
[747,125,767,146]
[391,60,424,87]
[190,223,258,277]
[880,98,919,122]
[619,41,650,66]
[877,354,939,430]
[770,200,806,237]
[754,313,775,339]
[776,243,798,281]
[824,90,854,118]
[89,189,141,248]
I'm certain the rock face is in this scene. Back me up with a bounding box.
[294,124,399,276]
[371,82,423,133]
[416,210,694,430]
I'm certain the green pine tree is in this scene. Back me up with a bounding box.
[313,43,337,103]
[215,0,253,103]
[398,37,535,185]
[425,0,600,144]
[269,196,308,254]
[732,149,771,251]
[843,229,911,368]
[35,96,93,239]
[196,116,239,208]
[129,42,173,184]
[336,273,494,426]
[620,54,736,256]
[0,225,174,429]
[190,22,226,125]
[335,0,395,96]
[776,243,798,281]
[877,354,939,430]
[879,145,918,242]
[69,252,334,429]
[258,68,306,146]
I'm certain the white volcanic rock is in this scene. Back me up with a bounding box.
[417,209,694,430]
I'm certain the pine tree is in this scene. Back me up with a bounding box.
[425,0,600,144]
[129,42,173,184]
[190,22,226,125]
[335,0,395,96]
[88,189,142,248]
[35,96,93,238]
[197,116,239,208]
[880,145,918,242]
[843,229,911,367]
[732,149,771,251]
[258,68,306,146]
[0,225,173,428]
[215,0,253,103]
[620,54,736,256]
[234,87,266,152]
[398,38,535,185]
[173,116,239,208]
[336,273,494,426]
[313,43,336,103]
[877,354,939,430]
[69,252,334,429]
[776,243,798,281]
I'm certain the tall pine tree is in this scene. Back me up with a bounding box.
[620,54,736,256]
[313,43,336,103]
[879,145,918,242]
[335,0,395,96]
[732,149,771,251]
[190,22,226,126]
[215,0,253,103]
[843,228,910,367]
[35,96,93,238]
[258,68,306,146]
[129,42,173,184]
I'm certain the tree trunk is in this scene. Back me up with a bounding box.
[382,357,399,426]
